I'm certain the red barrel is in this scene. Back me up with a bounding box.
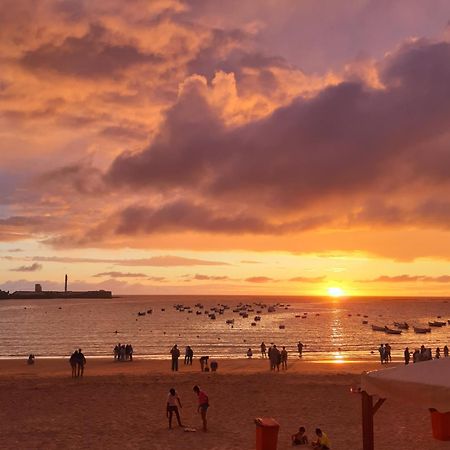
[255,417,280,450]
[430,409,450,441]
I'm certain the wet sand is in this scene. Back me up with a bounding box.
[0,358,442,449]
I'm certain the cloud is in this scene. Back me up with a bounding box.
[31,255,228,266]
[92,271,147,278]
[289,276,325,283]
[106,38,450,232]
[245,276,274,283]
[21,24,163,78]
[359,274,450,283]
[192,274,229,281]
[10,262,42,272]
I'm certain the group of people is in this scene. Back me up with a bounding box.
[258,341,304,359]
[113,343,133,361]
[405,344,449,364]
[69,348,86,377]
[166,385,209,432]
[291,427,331,449]
[377,343,392,364]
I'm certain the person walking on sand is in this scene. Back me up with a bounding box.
[70,350,78,377]
[444,345,449,358]
[297,341,303,357]
[193,385,209,432]
[76,348,86,377]
[170,344,180,371]
[281,346,288,370]
[166,388,184,429]
[270,345,280,371]
[385,343,391,363]
[260,342,267,358]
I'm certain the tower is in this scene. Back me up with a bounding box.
[65,274,68,292]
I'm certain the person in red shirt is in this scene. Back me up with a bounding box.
[193,385,209,431]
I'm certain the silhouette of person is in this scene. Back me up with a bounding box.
[76,348,86,377]
[170,345,180,371]
[70,350,78,377]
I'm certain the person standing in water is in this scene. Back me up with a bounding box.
[297,341,303,357]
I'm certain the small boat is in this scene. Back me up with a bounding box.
[251,322,257,326]
[385,327,402,335]
[279,325,286,329]
[295,315,301,318]
[414,326,431,334]
[226,319,234,324]
[371,325,386,332]
[362,320,368,324]
[429,321,446,327]
[393,321,409,329]
[254,316,261,321]
[137,312,146,316]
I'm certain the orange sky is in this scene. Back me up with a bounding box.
[1,0,450,296]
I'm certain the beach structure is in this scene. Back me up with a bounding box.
[361,358,450,449]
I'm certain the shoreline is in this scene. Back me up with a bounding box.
[0,357,394,379]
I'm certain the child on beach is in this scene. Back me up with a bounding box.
[166,388,184,429]
[291,426,308,445]
[312,428,331,449]
[193,385,209,431]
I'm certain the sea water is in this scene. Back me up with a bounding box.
[0,295,449,362]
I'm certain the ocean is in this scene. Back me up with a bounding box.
[0,295,449,362]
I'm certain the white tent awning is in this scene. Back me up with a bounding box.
[361,358,450,411]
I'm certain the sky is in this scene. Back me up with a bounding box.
[1,0,450,296]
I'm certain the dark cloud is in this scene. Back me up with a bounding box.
[10,262,42,272]
[21,24,163,78]
[107,39,450,227]
[92,271,147,278]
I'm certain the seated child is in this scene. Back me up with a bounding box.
[312,428,331,449]
[291,426,308,446]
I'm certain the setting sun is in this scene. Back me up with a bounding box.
[328,287,345,297]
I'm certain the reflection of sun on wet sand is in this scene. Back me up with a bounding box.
[0,358,444,450]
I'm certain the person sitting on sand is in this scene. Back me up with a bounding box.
[27,354,35,365]
[291,426,308,446]
[247,348,253,358]
[70,350,78,377]
[312,428,331,449]
[193,385,209,432]
[166,388,184,429]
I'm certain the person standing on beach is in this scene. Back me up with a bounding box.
[281,346,288,370]
[76,348,86,377]
[260,342,267,358]
[166,388,184,429]
[270,345,280,371]
[385,343,391,363]
[70,350,78,377]
[378,344,385,364]
[297,341,303,357]
[188,346,194,365]
[404,347,410,365]
[170,345,180,371]
[184,346,190,365]
[193,385,209,432]
[444,345,449,357]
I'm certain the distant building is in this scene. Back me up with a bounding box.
[35,284,42,293]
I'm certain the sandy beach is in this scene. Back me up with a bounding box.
[0,358,444,450]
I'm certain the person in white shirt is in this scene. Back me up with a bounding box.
[166,388,184,429]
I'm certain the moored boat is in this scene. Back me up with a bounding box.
[371,325,386,331]
[414,326,431,333]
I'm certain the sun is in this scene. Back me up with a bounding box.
[327,287,345,298]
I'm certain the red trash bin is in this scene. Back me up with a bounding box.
[255,417,279,450]
[430,408,450,440]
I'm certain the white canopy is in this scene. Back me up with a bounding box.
[361,358,450,411]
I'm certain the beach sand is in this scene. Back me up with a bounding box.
[0,358,443,450]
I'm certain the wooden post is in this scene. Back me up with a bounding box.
[362,391,374,450]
